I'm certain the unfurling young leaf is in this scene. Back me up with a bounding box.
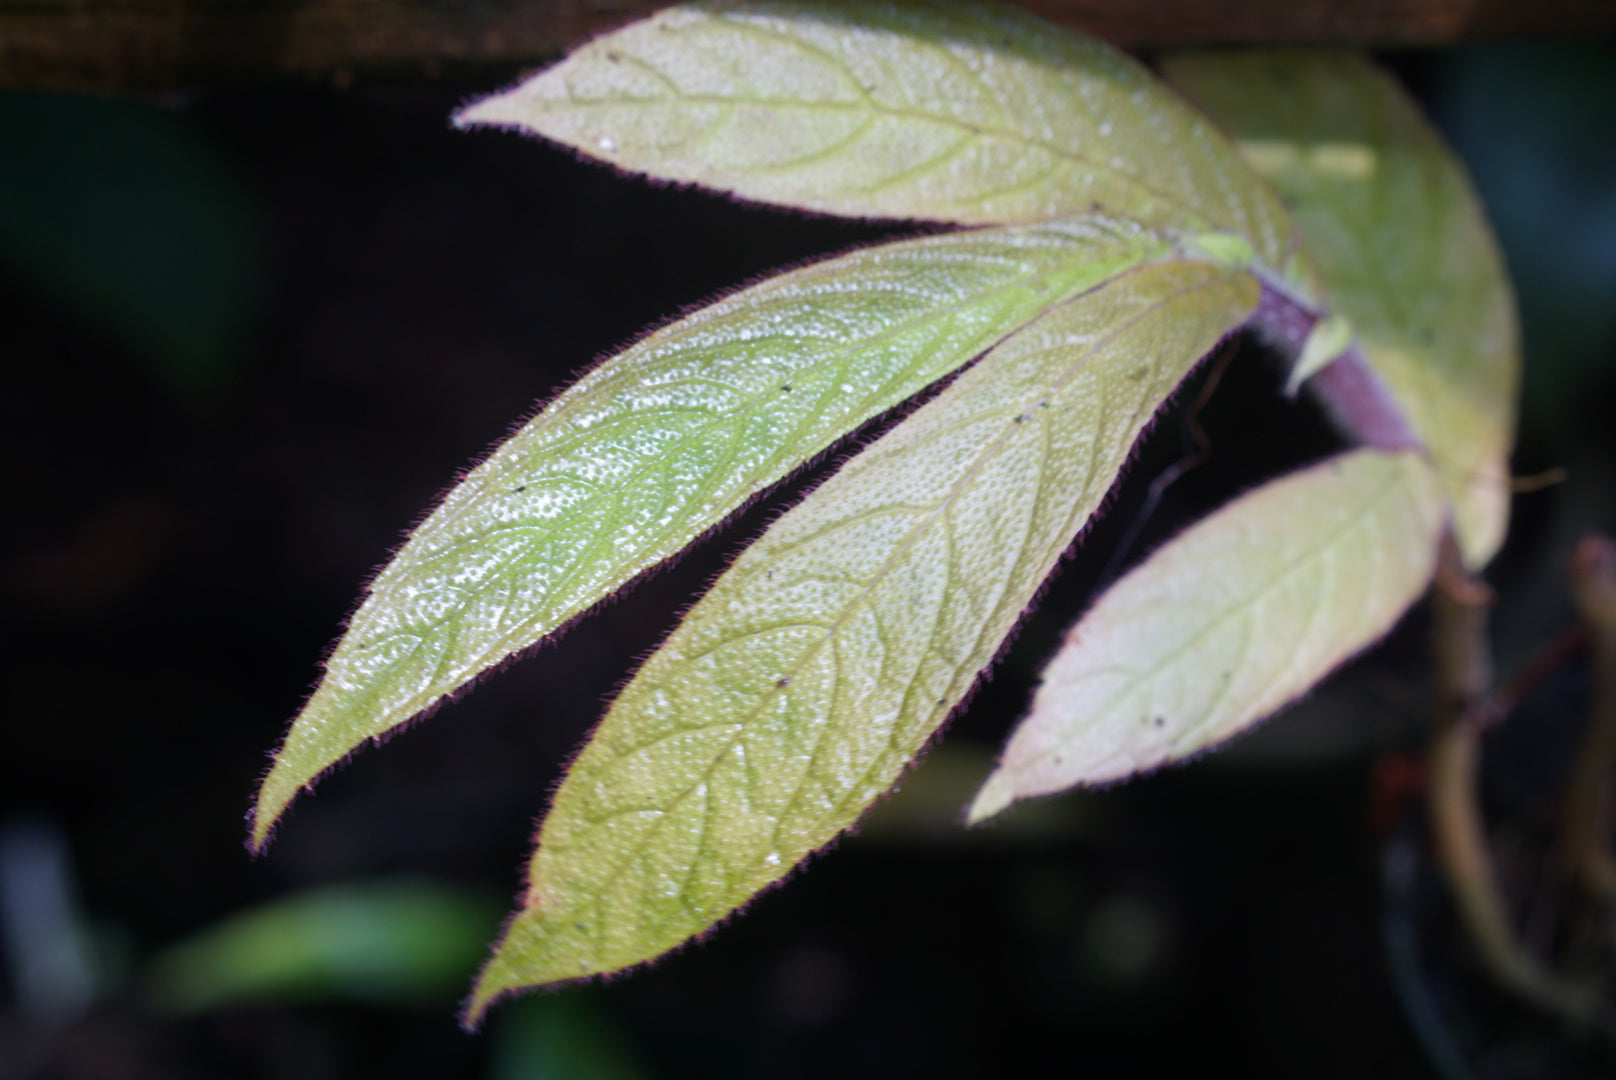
[1164,51,1519,568]
[970,448,1446,823]
[455,1,1299,278]
[466,259,1257,1018]
[1287,311,1354,395]
[253,218,1171,847]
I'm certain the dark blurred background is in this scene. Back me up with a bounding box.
[1,37,1613,1080]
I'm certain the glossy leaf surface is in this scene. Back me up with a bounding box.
[970,448,1445,822]
[456,1,1298,277]
[468,259,1257,1016]
[1165,51,1519,568]
[254,219,1169,846]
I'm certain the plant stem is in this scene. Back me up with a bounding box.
[1428,540,1601,1022]
[1252,275,1421,451]
[1563,536,1616,901]
[1494,624,1589,723]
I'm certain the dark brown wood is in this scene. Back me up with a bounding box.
[1023,0,1616,48]
[2,0,1613,93]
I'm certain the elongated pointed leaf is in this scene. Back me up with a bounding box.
[254,219,1171,847]
[1164,52,1519,568]
[467,259,1257,1017]
[970,448,1445,823]
[456,1,1298,277]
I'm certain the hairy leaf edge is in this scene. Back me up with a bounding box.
[461,261,1260,1023]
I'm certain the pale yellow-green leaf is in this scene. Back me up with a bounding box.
[1178,231,1256,272]
[970,448,1445,823]
[1164,51,1519,568]
[456,1,1298,277]
[254,219,1171,849]
[1287,312,1354,395]
[467,259,1258,1016]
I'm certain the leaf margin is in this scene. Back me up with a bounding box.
[251,216,1178,850]
[464,256,1261,1021]
[969,445,1447,824]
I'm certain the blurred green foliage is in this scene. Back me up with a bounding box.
[145,880,501,1012]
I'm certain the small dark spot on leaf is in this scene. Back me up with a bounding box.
[513,485,527,494]
[606,51,621,62]
[1038,400,1050,408]
[1129,366,1150,381]
[781,383,793,392]
[1153,716,1166,729]
[776,677,791,688]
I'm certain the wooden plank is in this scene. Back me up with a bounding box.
[2,0,1612,93]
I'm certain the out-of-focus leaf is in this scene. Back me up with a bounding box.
[145,881,500,1013]
[467,259,1257,1017]
[970,448,1445,822]
[254,218,1170,848]
[0,94,261,393]
[1164,51,1518,569]
[456,1,1298,277]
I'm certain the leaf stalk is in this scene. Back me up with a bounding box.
[1428,540,1606,1026]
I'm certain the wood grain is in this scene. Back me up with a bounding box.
[2,0,1612,93]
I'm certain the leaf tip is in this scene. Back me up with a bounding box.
[966,770,1014,826]
[459,979,501,1032]
[246,754,309,855]
[450,94,504,132]
[245,784,287,856]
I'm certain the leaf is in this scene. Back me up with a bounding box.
[145,881,501,1013]
[467,259,1257,1018]
[969,448,1445,823]
[1164,51,1519,569]
[455,1,1298,277]
[253,218,1171,847]
[1286,311,1353,395]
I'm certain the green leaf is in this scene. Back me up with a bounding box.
[1164,51,1519,568]
[455,1,1298,277]
[145,881,501,1013]
[253,218,1170,847]
[467,259,1257,1018]
[970,448,1445,823]
[1287,311,1353,395]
